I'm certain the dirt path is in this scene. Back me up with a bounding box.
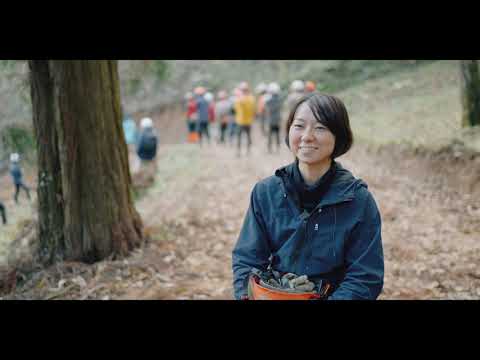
[128,135,291,299]
[0,168,36,265]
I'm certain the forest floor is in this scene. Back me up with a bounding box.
[0,168,36,265]
[2,60,480,300]
[2,123,480,300]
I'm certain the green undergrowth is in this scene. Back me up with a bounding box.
[336,60,480,154]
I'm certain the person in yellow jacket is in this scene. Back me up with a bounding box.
[235,82,256,156]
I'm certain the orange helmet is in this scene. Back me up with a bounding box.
[305,81,316,92]
[246,270,332,300]
[248,276,320,300]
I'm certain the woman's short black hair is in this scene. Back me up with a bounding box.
[285,92,353,159]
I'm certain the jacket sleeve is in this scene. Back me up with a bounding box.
[328,191,384,300]
[232,183,272,299]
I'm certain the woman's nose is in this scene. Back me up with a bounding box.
[301,127,315,141]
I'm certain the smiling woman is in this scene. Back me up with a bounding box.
[232,92,384,300]
[288,104,336,184]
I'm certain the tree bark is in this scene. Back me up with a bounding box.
[29,60,65,264]
[29,60,143,264]
[460,60,480,127]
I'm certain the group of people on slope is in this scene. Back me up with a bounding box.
[183,79,318,156]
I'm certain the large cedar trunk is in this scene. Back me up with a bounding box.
[29,60,143,264]
[460,60,480,127]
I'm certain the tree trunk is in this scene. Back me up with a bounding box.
[29,60,65,264]
[29,60,143,264]
[460,60,480,127]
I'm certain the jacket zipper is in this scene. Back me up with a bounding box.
[280,180,354,272]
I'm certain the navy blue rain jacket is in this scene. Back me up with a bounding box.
[10,163,23,185]
[136,129,158,161]
[232,162,384,300]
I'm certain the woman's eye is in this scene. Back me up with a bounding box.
[294,124,303,128]
[316,127,326,131]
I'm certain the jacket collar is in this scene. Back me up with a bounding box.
[275,161,366,207]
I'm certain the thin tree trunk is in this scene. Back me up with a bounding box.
[460,60,480,127]
[30,60,144,264]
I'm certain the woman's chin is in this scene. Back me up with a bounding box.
[297,155,330,167]
[298,157,320,165]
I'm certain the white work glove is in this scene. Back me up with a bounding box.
[282,273,316,292]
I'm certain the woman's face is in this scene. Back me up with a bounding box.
[288,102,336,167]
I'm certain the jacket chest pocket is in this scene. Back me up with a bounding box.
[307,207,339,270]
[269,208,298,251]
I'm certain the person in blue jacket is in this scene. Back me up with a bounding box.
[9,153,31,204]
[122,114,138,150]
[194,87,211,146]
[136,117,158,162]
[232,92,384,300]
